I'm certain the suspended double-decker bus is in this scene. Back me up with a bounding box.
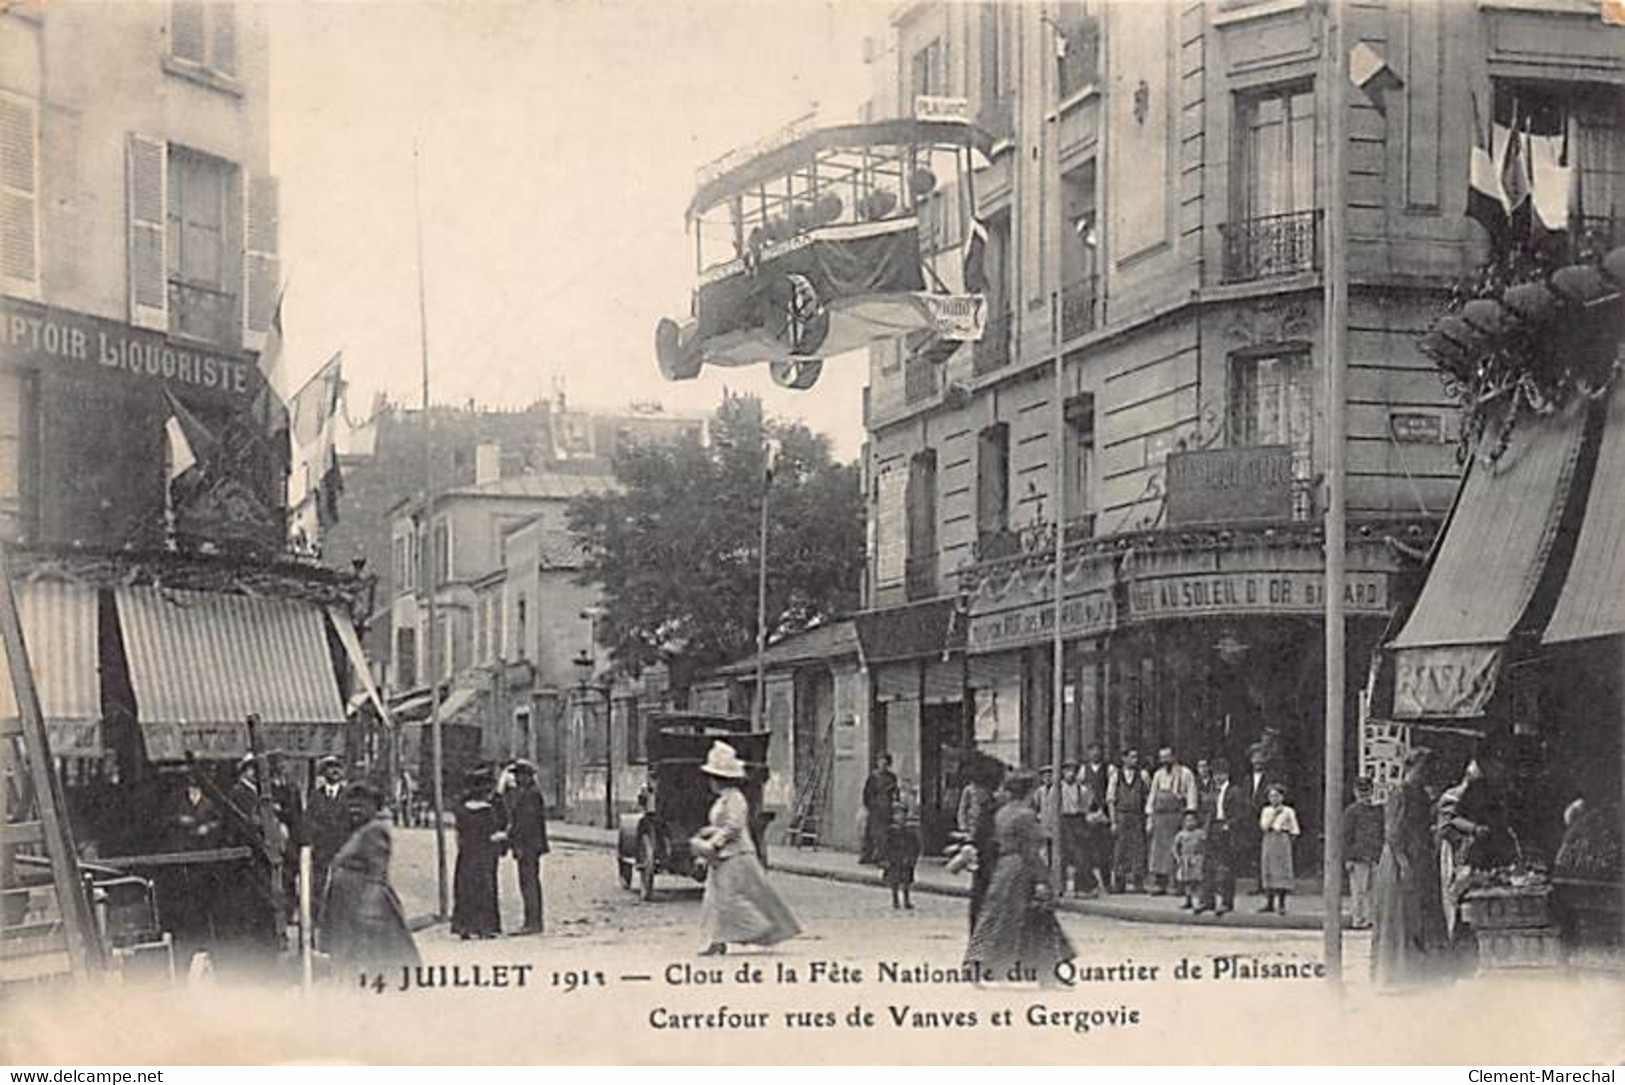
[656,97,997,390]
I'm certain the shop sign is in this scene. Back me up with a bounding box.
[1392,644,1501,719]
[45,721,101,758]
[1165,445,1294,526]
[1390,411,1444,444]
[914,95,970,124]
[915,292,986,341]
[1128,570,1388,619]
[0,297,259,399]
[145,721,345,762]
[968,590,1115,651]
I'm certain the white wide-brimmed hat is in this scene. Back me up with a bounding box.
[700,741,747,779]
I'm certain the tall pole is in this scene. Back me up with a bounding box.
[414,145,449,921]
[1044,1,1066,890]
[1321,0,1349,989]
[753,450,771,734]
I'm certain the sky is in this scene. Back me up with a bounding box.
[268,0,893,461]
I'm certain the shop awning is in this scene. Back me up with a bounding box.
[0,578,101,756]
[1546,377,1625,644]
[854,597,963,665]
[1388,402,1589,718]
[115,586,346,760]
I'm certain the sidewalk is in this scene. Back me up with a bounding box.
[547,820,1355,931]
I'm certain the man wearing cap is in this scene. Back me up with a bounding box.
[503,759,550,935]
[1197,757,1247,915]
[306,756,351,900]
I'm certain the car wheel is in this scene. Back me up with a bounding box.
[769,358,823,390]
[761,273,829,356]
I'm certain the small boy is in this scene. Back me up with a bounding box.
[883,801,922,910]
[1172,809,1206,909]
[1341,776,1385,929]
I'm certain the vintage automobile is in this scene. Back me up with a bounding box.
[656,98,996,391]
[616,712,772,901]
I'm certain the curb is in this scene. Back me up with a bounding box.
[547,826,1345,933]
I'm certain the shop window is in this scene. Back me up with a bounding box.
[169,2,237,78]
[0,370,38,543]
[166,147,239,346]
[976,423,1010,546]
[395,627,417,691]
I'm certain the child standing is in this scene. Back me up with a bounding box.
[883,801,922,910]
[1172,809,1206,909]
[1341,776,1385,929]
[1257,785,1301,914]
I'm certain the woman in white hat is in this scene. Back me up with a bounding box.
[692,741,802,957]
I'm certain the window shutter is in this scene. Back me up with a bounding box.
[0,93,39,298]
[126,134,168,330]
[171,1,205,64]
[242,174,278,350]
[210,3,237,76]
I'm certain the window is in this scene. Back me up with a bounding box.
[170,2,237,79]
[474,597,488,664]
[1229,350,1313,517]
[1062,394,1095,525]
[1494,82,1625,251]
[624,699,644,765]
[976,423,1010,540]
[905,450,937,601]
[0,370,38,543]
[395,627,417,691]
[432,518,450,585]
[514,595,528,661]
[1054,2,1100,101]
[166,148,238,346]
[1238,85,1315,220]
[0,92,40,299]
[910,38,943,103]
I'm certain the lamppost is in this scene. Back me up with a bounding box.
[573,644,613,830]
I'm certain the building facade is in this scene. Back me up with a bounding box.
[856,0,1624,852]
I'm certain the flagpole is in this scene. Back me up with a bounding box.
[414,144,450,922]
[1321,0,1349,991]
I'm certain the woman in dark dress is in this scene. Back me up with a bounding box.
[1372,748,1450,986]
[451,770,504,940]
[320,783,419,974]
[965,770,1076,985]
[957,754,1003,933]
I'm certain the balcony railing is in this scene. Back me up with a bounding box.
[1219,209,1322,283]
[1575,216,1621,261]
[1061,276,1099,341]
[972,514,1097,566]
[973,309,1012,375]
[168,280,239,347]
[905,554,937,601]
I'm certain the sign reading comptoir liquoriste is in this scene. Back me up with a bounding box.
[0,297,260,399]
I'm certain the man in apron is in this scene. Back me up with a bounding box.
[1145,746,1198,896]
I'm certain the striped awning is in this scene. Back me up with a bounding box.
[0,578,101,756]
[1388,401,1589,718]
[115,586,346,761]
[1546,376,1625,644]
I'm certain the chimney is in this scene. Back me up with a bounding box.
[475,442,502,485]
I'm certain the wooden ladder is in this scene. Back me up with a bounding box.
[786,720,835,849]
[0,544,99,985]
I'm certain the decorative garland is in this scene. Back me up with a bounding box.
[1422,244,1625,464]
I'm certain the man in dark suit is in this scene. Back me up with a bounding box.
[1241,741,1276,891]
[305,756,351,902]
[1197,757,1248,915]
[503,759,551,935]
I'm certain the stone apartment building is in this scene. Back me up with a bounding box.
[851,0,1623,852]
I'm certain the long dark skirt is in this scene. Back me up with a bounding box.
[1370,843,1450,986]
[965,853,1076,983]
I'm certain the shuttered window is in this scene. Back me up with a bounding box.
[166,147,238,346]
[126,135,168,329]
[243,174,279,348]
[0,93,39,298]
[170,2,237,78]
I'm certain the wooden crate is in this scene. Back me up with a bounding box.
[1476,926,1565,970]
[1462,885,1552,931]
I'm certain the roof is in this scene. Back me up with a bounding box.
[714,619,859,676]
[443,474,619,501]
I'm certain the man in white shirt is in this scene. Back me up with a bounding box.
[1145,747,1198,896]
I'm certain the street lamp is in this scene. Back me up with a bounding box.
[573,645,613,829]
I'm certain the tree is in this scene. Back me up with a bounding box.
[568,394,863,690]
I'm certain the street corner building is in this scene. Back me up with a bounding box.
[0,1,376,985]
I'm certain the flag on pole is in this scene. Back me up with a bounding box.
[962,215,989,294]
[1532,112,1574,239]
[165,414,196,481]
[1467,93,1508,251]
[161,390,216,508]
[1500,102,1532,248]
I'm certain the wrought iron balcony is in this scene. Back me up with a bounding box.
[972,514,1097,567]
[1061,276,1099,341]
[168,280,239,347]
[905,554,937,601]
[973,309,1012,375]
[1219,209,1322,284]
